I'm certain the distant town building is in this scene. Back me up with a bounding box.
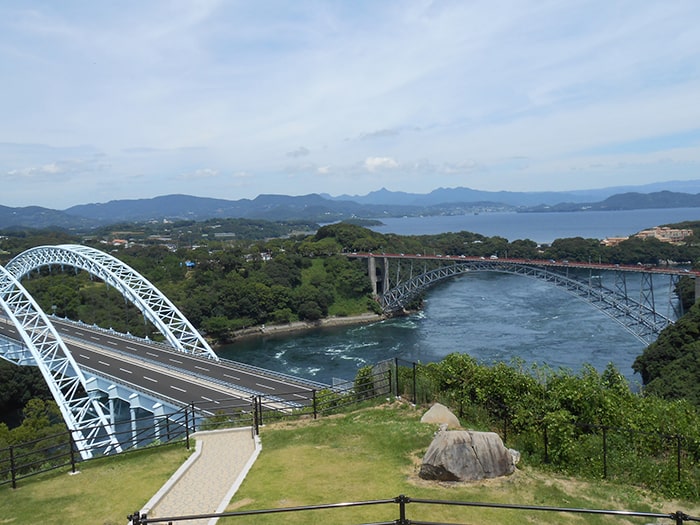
[602,226,693,247]
[634,226,693,243]
[600,236,629,247]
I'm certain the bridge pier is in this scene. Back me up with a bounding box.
[367,256,390,296]
[368,257,378,296]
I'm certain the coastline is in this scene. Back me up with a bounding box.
[227,312,385,342]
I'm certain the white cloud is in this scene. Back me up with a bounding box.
[0,1,699,206]
[178,168,219,180]
[364,157,399,172]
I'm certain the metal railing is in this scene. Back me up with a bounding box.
[128,494,700,524]
[0,367,393,488]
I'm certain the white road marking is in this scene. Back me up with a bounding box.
[90,336,100,340]
[108,340,117,345]
[126,346,138,351]
[171,385,187,393]
[98,361,110,367]
[195,366,210,372]
[119,368,133,374]
[143,376,158,383]
[79,354,91,360]
[224,374,240,381]
[146,352,159,357]
[255,383,276,391]
[169,358,183,364]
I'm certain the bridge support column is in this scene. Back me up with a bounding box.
[368,257,378,296]
[108,385,119,428]
[382,257,390,295]
[129,393,145,449]
[152,403,164,442]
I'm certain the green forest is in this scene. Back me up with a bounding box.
[1,219,700,454]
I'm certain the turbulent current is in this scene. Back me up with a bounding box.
[218,272,654,387]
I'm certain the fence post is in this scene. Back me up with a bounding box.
[602,426,608,479]
[543,424,549,464]
[253,396,259,436]
[257,396,263,428]
[185,407,191,450]
[394,357,399,397]
[9,445,16,489]
[395,494,409,524]
[412,362,417,405]
[68,430,77,474]
[312,390,318,420]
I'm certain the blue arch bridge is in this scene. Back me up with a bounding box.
[0,245,696,459]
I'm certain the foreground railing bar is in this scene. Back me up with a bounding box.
[130,496,700,525]
[408,497,685,520]
[133,498,395,524]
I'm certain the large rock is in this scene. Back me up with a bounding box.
[419,430,517,481]
[420,403,461,429]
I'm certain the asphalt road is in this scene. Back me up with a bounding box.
[0,317,323,410]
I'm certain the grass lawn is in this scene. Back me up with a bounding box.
[0,443,192,525]
[1,402,699,525]
[227,401,700,525]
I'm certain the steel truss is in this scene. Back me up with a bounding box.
[0,265,121,459]
[380,260,676,345]
[7,245,217,360]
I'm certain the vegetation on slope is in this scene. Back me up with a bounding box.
[2,219,700,431]
[230,403,699,524]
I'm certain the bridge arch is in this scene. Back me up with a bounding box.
[378,259,678,345]
[0,265,121,459]
[6,245,218,360]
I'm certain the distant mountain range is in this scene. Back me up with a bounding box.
[3,180,700,231]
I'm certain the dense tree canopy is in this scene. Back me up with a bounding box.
[2,218,700,436]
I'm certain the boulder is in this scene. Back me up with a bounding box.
[419,430,517,481]
[420,403,461,429]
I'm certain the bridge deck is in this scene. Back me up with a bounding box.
[0,318,326,410]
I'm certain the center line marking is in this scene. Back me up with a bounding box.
[195,366,209,371]
[98,361,110,367]
[224,374,240,381]
[169,358,183,364]
[143,376,158,383]
[255,383,276,391]
[146,352,158,357]
[170,385,186,393]
[119,368,133,374]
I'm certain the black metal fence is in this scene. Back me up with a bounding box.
[390,358,700,495]
[128,494,700,524]
[0,366,393,488]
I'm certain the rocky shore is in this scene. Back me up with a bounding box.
[228,312,384,341]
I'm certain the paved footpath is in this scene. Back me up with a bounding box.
[139,427,261,525]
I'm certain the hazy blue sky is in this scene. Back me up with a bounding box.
[1,1,699,208]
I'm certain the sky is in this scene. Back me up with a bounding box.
[1,1,699,209]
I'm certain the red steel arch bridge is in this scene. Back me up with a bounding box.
[350,252,698,346]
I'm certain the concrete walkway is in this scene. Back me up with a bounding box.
[140,427,261,525]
